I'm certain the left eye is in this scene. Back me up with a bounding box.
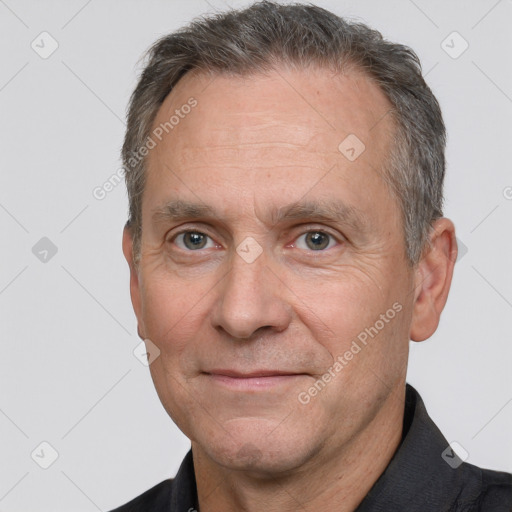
[294,231,337,251]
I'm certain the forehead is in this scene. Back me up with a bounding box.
[152,65,394,152]
[144,65,399,230]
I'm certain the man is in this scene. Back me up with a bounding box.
[112,1,512,510]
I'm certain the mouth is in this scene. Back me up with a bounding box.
[203,369,307,390]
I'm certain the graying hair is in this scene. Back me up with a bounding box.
[122,0,446,265]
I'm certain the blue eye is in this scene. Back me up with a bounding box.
[174,231,215,250]
[171,230,338,252]
[295,231,337,251]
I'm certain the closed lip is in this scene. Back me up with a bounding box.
[204,369,307,391]
[205,369,305,378]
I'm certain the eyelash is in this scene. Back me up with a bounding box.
[169,229,341,252]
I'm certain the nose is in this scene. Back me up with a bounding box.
[211,246,292,340]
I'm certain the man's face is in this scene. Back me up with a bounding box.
[126,66,417,473]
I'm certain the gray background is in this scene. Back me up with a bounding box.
[1,0,511,510]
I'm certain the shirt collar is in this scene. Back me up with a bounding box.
[355,383,481,511]
[170,449,199,512]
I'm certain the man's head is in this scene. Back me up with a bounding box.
[122,1,457,476]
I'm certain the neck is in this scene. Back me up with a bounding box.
[192,383,406,512]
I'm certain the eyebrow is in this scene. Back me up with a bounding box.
[270,200,367,232]
[152,200,217,225]
[151,198,368,232]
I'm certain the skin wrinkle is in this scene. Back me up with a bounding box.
[123,65,457,512]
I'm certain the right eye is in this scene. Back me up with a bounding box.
[171,231,217,251]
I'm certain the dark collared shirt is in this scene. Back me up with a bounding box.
[110,384,512,511]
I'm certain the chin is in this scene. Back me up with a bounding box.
[195,417,320,477]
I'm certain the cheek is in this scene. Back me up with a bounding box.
[139,269,230,386]
[292,266,411,390]
[140,276,213,433]
[140,273,204,353]
[293,270,398,341]
[298,284,410,421]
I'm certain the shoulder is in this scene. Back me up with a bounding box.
[466,464,512,511]
[108,479,174,512]
[359,384,512,511]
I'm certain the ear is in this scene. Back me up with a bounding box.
[410,218,457,342]
[122,224,145,339]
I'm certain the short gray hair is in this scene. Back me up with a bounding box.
[122,0,446,265]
